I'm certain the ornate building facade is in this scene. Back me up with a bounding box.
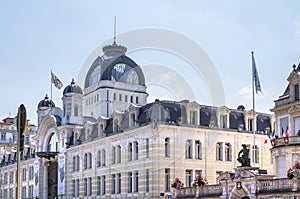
[0,41,273,199]
[175,63,300,199]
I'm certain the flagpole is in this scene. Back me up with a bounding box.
[252,51,256,166]
[51,70,53,101]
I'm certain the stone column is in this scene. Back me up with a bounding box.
[42,158,49,199]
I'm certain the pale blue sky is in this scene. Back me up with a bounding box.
[1,1,300,125]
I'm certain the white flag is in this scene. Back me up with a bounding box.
[252,52,263,95]
[51,71,63,89]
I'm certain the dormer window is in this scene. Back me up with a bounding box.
[295,84,299,100]
[130,113,136,127]
[114,119,119,132]
[190,111,197,125]
[220,115,227,128]
[248,118,253,131]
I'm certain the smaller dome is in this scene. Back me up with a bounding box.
[63,79,83,95]
[38,94,55,109]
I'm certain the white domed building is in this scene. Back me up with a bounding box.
[0,41,273,199]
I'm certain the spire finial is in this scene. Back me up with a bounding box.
[113,16,117,44]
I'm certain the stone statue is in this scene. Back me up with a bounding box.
[237,144,250,167]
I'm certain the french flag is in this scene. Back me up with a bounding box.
[285,126,289,138]
[264,131,271,144]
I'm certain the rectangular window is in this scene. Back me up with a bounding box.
[29,185,33,198]
[116,145,121,163]
[76,155,80,171]
[88,177,92,196]
[112,174,116,194]
[220,115,227,128]
[97,177,101,195]
[165,137,170,157]
[277,155,286,178]
[216,142,223,161]
[195,140,202,159]
[279,116,289,138]
[295,84,299,100]
[113,93,116,101]
[97,150,101,167]
[76,179,79,197]
[134,141,138,160]
[116,173,121,194]
[73,156,76,171]
[165,168,170,192]
[185,170,193,188]
[146,169,150,192]
[102,149,106,166]
[134,171,139,192]
[84,178,87,196]
[73,180,76,196]
[185,140,193,159]
[21,187,26,199]
[190,111,197,125]
[128,172,133,193]
[102,175,106,195]
[22,168,26,181]
[9,188,13,199]
[146,138,149,158]
[125,95,128,102]
[112,147,116,164]
[295,117,300,136]
[119,94,122,101]
[248,119,253,131]
[252,145,259,163]
[130,113,136,127]
[114,119,119,132]
[128,143,132,161]
[225,143,232,161]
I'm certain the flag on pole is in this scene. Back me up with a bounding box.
[252,52,263,95]
[272,129,275,138]
[264,131,271,144]
[285,126,289,138]
[281,127,285,137]
[51,71,63,89]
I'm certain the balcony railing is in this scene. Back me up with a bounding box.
[175,184,223,198]
[257,178,300,193]
[175,178,300,198]
[271,136,300,147]
[0,139,17,144]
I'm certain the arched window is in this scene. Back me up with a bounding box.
[97,150,101,167]
[101,149,106,166]
[84,153,88,170]
[73,156,76,171]
[89,153,92,169]
[47,133,58,152]
[74,105,79,116]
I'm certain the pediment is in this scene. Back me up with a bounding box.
[287,70,300,83]
[218,105,230,114]
[245,109,257,117]
[112,110,124,118]
[186,101,200,109]
[128,104,140,112]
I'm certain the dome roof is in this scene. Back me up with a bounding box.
[38,94,55,109]
[84,43,145,88]
[63,79,83,95]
